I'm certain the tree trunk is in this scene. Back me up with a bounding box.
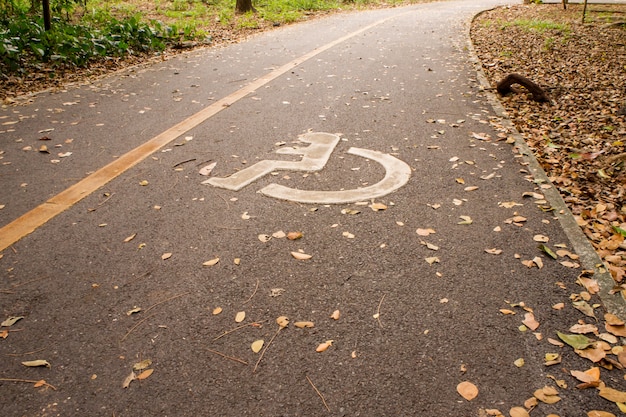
[42,0,51,31]
[496,74,550,103]
[235,0,255,14]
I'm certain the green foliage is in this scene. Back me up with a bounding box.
[512,18,569,33]
[0,11,175,74]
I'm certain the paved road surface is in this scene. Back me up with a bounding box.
[1,1,624,416]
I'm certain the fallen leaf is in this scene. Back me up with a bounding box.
[258,234,271,243]
[212,307,222,315]
[552,303,565,310]
[33,380,46,388]
[509,407,530,417]
[287,231,303,240]
[605,313,625,326]
[122,371,136,388]
[123,233,137,243]
[587,411,617,417]
[0,330,8,339]
[457,381,478,401]
[251,340,264,353]
[276,316,289,328]
[1,316,24,327]
[485,248,503,255]
[499,309,516,315]
[133,359,152,372]
[294,321,315,328]
[534,386,561,404]
[557,331,594,349]
[272,231,286,239]
[22,360,51,368]
[538,244,557,259]
[330,310,340,320]
[464,186,479,192]
[599,386,626,403]
[203,258,220,266]
[136,369,154,380]
[458,216,473,225]
[291,251,312,260]
[425,257,440,265]
[161,253,172,260]
[533,234,550,242]
[369,202,387,211]
[235,311,246,323]
[241,212,251,220]
[571,367,600,383]
[139,180,149,186]
[316,340,334,352]
[416,228,436,236]
[514,358,525,368]
[126,307,142,316]
[522,312,540,331]
[605,323,626,337]
[575,345,606,362]
[572,301,596,318]
[199,162,217,176]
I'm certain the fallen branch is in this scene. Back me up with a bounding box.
[306,375,331,412]
[120,313,158,343]
[243,279,260,305]
[213,321,266,341]
[496,73,549,103]
[144,292,189,314]
[4,347,46,357]
[375,294,386,328]
[0,378,57,390]
[253,326,282,373]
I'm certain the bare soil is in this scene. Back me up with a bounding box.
[471,3,626,286]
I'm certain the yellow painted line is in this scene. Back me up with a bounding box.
[0,12,406,252]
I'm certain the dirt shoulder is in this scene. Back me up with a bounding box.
[471,3,626,288]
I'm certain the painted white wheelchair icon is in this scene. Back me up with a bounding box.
[205,132,411,204]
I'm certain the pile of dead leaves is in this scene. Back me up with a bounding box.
[471,3,626,288]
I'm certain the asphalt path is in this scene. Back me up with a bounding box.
[1,1,625,415]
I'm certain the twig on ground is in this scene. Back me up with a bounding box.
[205,348,248,365]
[0,276,49,293]
[173,158,196,168]
[0,378,57,390]
[213,321,266,341]
[253,326,282,373]
[4,347,46,357]
[306,375,331,412]
[120,313,158,343]
[144,292,189,314]
[243,279,260,305]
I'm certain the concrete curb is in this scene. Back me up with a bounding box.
[466,5,626,318]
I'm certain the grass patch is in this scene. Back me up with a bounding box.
[512,18,569,33]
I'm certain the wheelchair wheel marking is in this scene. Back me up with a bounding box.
[258,147,411,204]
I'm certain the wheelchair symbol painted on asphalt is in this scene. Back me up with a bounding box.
[204,132,411,204]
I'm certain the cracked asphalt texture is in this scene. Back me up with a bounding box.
[1,1,624,415]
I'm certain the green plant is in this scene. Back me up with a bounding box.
[513,18,569,33]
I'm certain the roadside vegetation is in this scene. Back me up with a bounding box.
[0,0,424,100]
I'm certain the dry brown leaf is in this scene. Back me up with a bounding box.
[291,251,312,260]
[464,186,479,192]
[499,309,516,315]
[287,231,303,240]
[369,202,387,211]
[212,307,222,315]
[457,381,478,401]
[22,360,50,368]
[587,411,617,417]
[276,316,289,328]
[533,234,549,242]
[294,321,315,328]
[569,323,598,334]
[123,233,137,243]
[316,340,333,352]
[425,256,440,265]
[416,228,436,236]
[509,406,530,417]
[33,380,46,388]
[235,311,246,323]
[136,369,154,380]
[575,346,606,363]
[251,340,264,353]
[203,258,220,266]
[161,252,172,260]
[599,386,626,403]
[522,312,540,331]
[485,248,503,255]
[122,371,136,388]
[0,330,8,339]
[552,303,565,310]
[605,313,625,326]
[605,323,626,337]
[571,367,600,383]
[258,234,271,243]
[330,310,340,320]
[133,359,152,372]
